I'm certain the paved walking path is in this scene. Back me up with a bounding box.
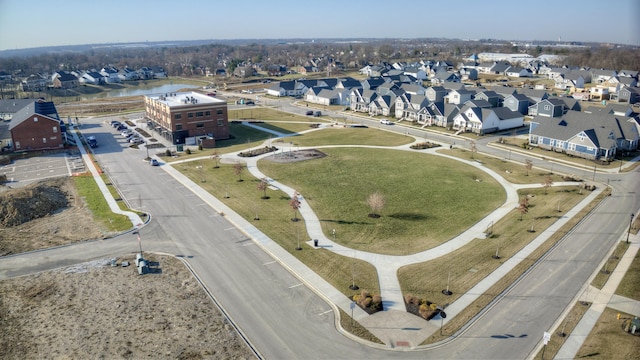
[168,128,611,347]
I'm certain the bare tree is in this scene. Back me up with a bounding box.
[367,192,385,218]
[233,162,244,182]
[289,192,301,222]
[542,175,553,194]
[524,159,533,176]
[518,197,529,221]
[211,150,220,168]
[257,177,269,199]
[468,140,477,159]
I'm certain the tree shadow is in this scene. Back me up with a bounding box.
[321,219,372,225]
[388,212,428,221]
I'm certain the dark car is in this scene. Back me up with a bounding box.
[306,110,314,116]
[111,121,122,128]
[150,159,159,166]
[116,124,127,131]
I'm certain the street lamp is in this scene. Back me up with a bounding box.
[627,213,635,244]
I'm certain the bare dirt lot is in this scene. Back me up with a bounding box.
[0,178,255,359]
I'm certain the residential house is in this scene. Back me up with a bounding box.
[233,66,255,78]
[459,67,479,80]
[265,80,309,97]
[368,94,396,117]
[445,88,474,105]
[554,73,585,90]
[395,93,430,121]
[138,67,155,79]
[618,70,639,78]
[453,104,523,134]
[589,86,609,101]
[120,67,139,81]
[591,69,617,83]
[9,100,65,151]
[81,71,105,85]
[99,67,120,83]
[529,97,572,117]
[403,66,427,81]
[503,93,531,115]
[489,61,512,75]
[349,88,378,112]
[616,86,640,104]
[399,83,425,96]
[425,86,447,103]
[528,110,639,161]
[505,67,532,78]
[517,87,549,104]
[431,70,460,84]
[52,71,79,89]
[474,90,502,107]
[361,77,387,90]
[21,74,47,91]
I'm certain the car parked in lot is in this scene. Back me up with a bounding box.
[380,119,393,125]
[116,124,127,131]
[110,120,121,127]
[150,159,159,166]
[130,138,144,145]
[121,129,134,136]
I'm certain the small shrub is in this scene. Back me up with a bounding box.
[185,148,192,155]
[198,144,203,151]
[165,149,172,157]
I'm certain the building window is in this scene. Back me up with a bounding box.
[218,119,224,126]
[216,109,223,115]
[53,126,57,133]
[176,124,182,130]
[196,111,204,117]
[34,117,38,122]
[174,114,181,120]
[205,111,211,116]
[543,105,550,110]
[188,113,194,118]
[196,122,204,128]
[42,138,46,143]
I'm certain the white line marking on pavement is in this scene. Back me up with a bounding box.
[224,227,235,231]
[317,310,332,316]
[263,261,276,265]
[288,283,303,289]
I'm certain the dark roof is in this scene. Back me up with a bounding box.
[8,100,59,130]
[0,99,34,115]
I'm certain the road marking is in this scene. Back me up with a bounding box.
[288,283,303,289]
[263,261,276,265]
[224,227,235,231]
[317,310,332,316]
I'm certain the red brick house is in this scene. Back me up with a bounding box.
[9,100,65,151]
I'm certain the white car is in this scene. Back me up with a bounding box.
[380,119,393,125]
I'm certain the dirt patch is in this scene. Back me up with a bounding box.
[0,254,255,359]
[264,149,326,163]
[0,178,104,256]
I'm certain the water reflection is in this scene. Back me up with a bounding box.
[80,82,198,100]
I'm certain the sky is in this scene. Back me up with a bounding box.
[1,0,638,51]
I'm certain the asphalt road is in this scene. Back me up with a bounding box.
[1,110,637,359]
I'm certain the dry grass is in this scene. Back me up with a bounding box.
[530,302,592,360]
[591,242,631,290]
[423,188,610,344]
[575,308,640,360]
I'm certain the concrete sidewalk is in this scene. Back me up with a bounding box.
[166,134,609,348]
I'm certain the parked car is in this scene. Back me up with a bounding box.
[150,159,159,166]
[314,111,321,117]
[306,110,314,116]
[87,136,98,148]
[110,120,121,127]
[130,138,144,145]
[116,124,127,131]
[380,119,393,125]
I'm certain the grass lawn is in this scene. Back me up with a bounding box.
[258,147,505,255]
[399,186,587,309]
[616,245,640,300]
[250,121,313,134]
[575,308,640,360]
[229,107,328,123]
[531,301,592,360]
[72,175,132,233]
[280,127,414,147]
[591,241,630,290]
[440,147,581,185]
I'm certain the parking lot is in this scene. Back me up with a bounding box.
[0,152,79,188]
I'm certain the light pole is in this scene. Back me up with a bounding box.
[627,213,635,244]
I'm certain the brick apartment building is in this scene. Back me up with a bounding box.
[9,99,65,151]
[144,91,230,146]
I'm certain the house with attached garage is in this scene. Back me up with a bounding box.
[614,86,640,104]
[452,103,523,135]
[474,90,502,107]
[528,110,639,161]
[529,97,575,117]
[445,88,474,105]
[266,80,309,97]
[9,100,66,151]
[503,93,532,115]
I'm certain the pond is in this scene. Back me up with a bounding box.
[80,82,199,100]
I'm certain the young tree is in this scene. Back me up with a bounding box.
[367,192,385,218]
[211,150,220,168]
[518,197,529,221]
[233,162,244,182]
[289,192,301,221]
[468,140,477,159]
[542,175,553,194]
[524,159,533,176]
[257,177,269,199]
